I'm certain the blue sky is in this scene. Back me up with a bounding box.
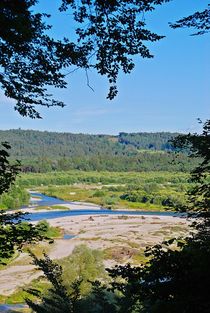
[0,0,209,134]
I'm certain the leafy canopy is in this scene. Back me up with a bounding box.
[0,0,169,118]
[0,0,89,118]
[170,4,210,35]
[0,142,52,263]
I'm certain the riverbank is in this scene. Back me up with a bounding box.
[0,192,189,305]
[15,192,180,220]
[21,202,103,214]
[0,213,189,298]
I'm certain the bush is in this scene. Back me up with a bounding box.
[0,185,30,210]
[92,190,106,197]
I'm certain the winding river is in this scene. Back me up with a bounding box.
[27,192,180,221]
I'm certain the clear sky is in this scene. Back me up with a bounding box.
[0,0,209,134]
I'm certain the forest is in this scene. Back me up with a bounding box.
[0,129,196,172]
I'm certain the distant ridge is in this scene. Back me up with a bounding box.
[0,129,194,172]
[0,129,179,157]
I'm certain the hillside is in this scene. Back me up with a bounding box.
[0,129,194,172]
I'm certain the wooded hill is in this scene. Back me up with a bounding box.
[0,129,195,172]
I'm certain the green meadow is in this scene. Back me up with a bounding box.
[18,170,190,211]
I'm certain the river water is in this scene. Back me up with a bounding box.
[0,303,28,312]
[28,192,180,221]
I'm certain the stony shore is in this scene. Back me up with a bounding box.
[0,213,189,296]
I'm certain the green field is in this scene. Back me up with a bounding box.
[18,170,190,211]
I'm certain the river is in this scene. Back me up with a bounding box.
[27,192,180,221]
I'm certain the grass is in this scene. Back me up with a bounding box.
[0,251,20,270]
[103,246,148,264]
[0,294,7,303]
[151,230,170,237]
[80,236,101,241]
[117,199,164,211]
[34,205,70,211]
[18,170,190,187]
[126,241,140,249]
[1,225,62,268]
[3,278,50,305]
[51,205,70,210]
[1,245,106,305]
[34,205,51,210]
[35,182,187,212]
[44,226,62,238]
[17,170,191,212]
[132,251,149,264]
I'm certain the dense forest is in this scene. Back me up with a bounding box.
[118,132,180,150]
[0,130,196,172]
